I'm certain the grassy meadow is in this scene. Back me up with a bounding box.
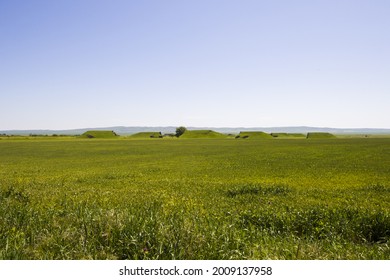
[0,137,389,259]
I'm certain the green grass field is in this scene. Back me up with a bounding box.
[0,137,389,259]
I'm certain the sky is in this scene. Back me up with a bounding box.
[1,0,389,130]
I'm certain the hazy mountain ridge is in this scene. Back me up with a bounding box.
[1,126,390,136]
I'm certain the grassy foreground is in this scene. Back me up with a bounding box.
[0,137,389,259]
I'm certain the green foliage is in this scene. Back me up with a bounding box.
[0,138,389,259]
[226,184,291,197]
[239,207,390,244]
[175,126,187,137]
[80,130,118,139]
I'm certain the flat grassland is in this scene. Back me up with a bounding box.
[0,137,389,259]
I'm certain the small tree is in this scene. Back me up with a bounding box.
[175,126,187,137]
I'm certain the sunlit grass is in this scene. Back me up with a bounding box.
[0,138,389,259]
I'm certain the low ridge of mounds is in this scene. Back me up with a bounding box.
[79,129,337,140]
[180,130,226,139]
[235,131,273,139]
[306,132,336,139]
[129,132,162,138]
[271,133,306,138]
[80,130,118,138]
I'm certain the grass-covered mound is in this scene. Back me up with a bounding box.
[180,130,226,139]
[80,130,118,139]
[235,131,272,139]
[307,132,336,139]
[129,132,162,138]
[271,133,306,138]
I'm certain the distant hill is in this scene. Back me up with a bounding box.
[180,130,226,139]
[271,133,306,138]
[128,132,162,138]
[1,126,390,136]
[306,132,336,139]
[236,131,272,139]
[0,126,177,136]
[80,130,118,138]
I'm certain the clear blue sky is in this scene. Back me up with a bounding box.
[1,0,389,130]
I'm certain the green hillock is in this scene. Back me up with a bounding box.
[180,130,226,139]
[235,131,272,139]
[306,132,336,139]
[80,130,118,138]
[129,132,162,138]
[271,133,306,138]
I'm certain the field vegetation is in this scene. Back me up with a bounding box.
[0,137,389,259]
[271,133,306,138]
[179,130,226,139]
[128,132,162,139]
[306,132,336,139]
[80,130,118,139]
[236,131,273,139]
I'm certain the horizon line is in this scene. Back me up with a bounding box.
[1,125,390,131]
